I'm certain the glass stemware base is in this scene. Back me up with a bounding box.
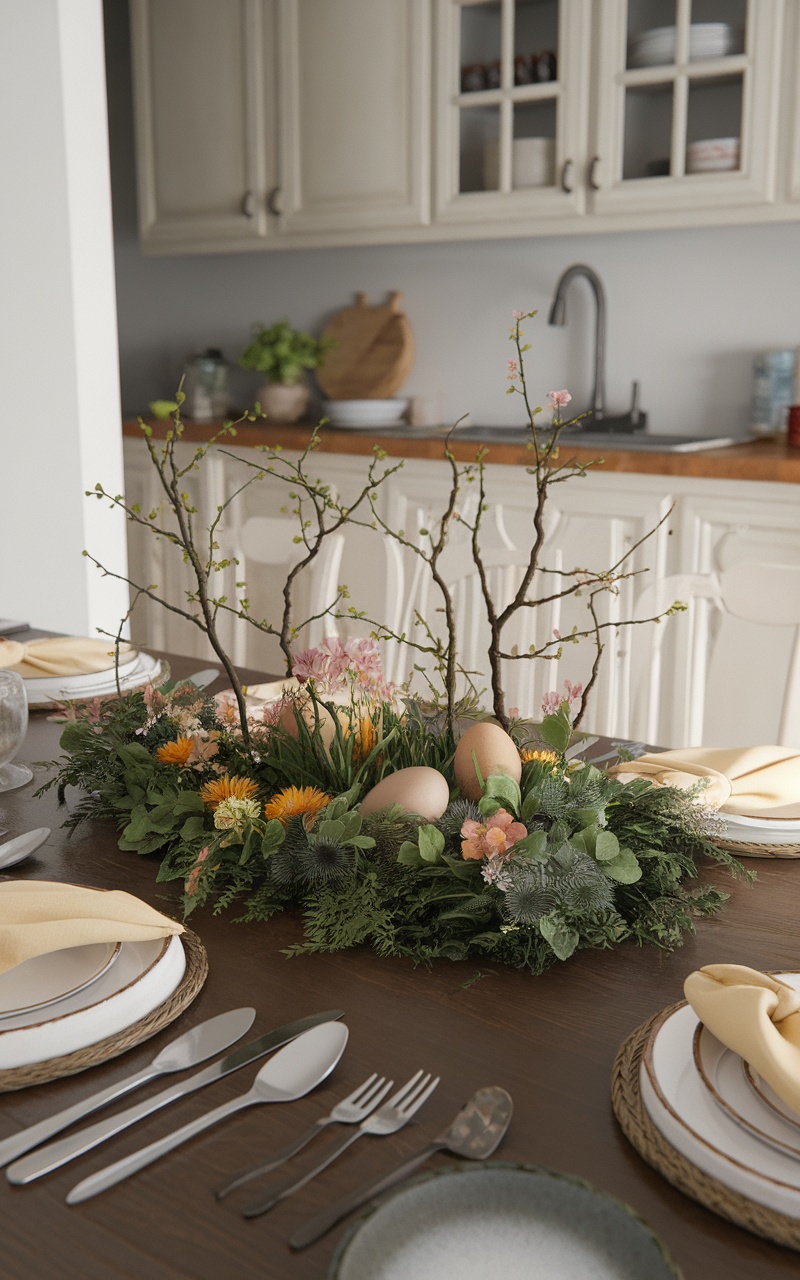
[0,763,33,793]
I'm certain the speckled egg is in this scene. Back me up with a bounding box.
[360,767,450,820]
[454,722,522,801]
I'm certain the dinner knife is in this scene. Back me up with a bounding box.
[0,1006,256,1168]
[6,1008,344,1184]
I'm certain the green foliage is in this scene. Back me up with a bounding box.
[43,687,749,977]
[238,319,335,385]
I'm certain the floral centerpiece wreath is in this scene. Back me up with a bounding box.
[47,313,746,975]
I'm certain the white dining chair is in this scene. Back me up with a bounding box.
[224,516,344,667]
[626,561,800,747]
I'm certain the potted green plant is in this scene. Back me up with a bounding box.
[238,319,334,423]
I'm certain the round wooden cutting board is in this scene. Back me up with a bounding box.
[317,291,414,400]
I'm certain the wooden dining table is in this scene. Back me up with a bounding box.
[2,651,800,1280]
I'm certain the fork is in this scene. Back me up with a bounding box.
[214,1073,394,1199]
[240,1068,440,1219]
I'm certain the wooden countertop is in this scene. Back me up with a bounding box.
[122,419,800,484]
[4,653,800,1279]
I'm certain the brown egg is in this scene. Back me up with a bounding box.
[360,767,450,820]
[454,722,521,801]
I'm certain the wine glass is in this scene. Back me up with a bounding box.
[0,671,33,792]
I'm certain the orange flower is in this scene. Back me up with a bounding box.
[200,774,260,809]
[520,748,560,766]
[349,714,377,765]
[156,736,195,766]
[264,785,330,827]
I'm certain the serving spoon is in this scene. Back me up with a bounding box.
[289,1085,513,1250]
[0,827,50,871]
[66,1021,349,1204]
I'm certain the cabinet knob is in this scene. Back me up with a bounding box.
[267,186,281,216]
[589,156,601,190]
[560,159,574,194]
[241,190,256,218]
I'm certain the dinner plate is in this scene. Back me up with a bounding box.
[25,652,165,709]
[744,1062,800,1134]
[0,941,120,1020]
[329,1164,679,1280]
[640,996,800,1218]
[0,934,185,1069]
[716,818,800,845]
[722,811,800,832]
[693,1021,800,1160]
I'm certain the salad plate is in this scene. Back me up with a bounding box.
[0,941,120,1020]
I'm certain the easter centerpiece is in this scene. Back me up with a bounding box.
[46,313,745,975]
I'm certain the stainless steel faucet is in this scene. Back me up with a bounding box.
[547,263,606,422]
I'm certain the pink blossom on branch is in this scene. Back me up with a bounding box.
[507,358,519,381]
[541,679,584,719]
[547,389,572,409]
[511,309,525,320]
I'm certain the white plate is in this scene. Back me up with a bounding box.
[693,1022,800,1160]
[330,1165,679,1280]
[744,1063,800,1134]
[0,941,120,1019]
[640,991,800,1219]
[716,818,800,845]
[0,934,185,1069]
[722,811,800,832]
[25,652,165,709]
[23,647,141,693]
[628,23,738,68]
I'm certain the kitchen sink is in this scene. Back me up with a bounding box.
[451,425,738,453]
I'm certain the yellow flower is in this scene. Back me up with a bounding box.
[349,714,377,765]
[156,736,195,766]
[264,785,331,827]
[520,748,560,767]
[200,774,260,809]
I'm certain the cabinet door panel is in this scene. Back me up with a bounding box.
[131,0,274,251]
[278,0,430,233]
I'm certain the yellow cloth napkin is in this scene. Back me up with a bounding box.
[609,746,800,819]
[607,756,732,808]
[0,881,183,975]
[685,964,800,1116]
[0,637,135,680]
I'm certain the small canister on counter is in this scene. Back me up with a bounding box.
[184,348,229,423]
[751,349,796,436]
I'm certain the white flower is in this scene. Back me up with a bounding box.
[214,796,261,832]
[481,855,513,890]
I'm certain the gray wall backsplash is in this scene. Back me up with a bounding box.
[105,2,800,438]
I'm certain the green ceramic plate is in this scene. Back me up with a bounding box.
[328,1162,681,1280]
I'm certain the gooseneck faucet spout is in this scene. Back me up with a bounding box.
[547,263,606,422]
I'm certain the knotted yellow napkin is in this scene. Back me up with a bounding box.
[609,746,800,819]
[0,882,183,975]
[685,964,800,1116]
[0,637,135,679]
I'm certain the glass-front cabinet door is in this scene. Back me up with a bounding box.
[591,0,783,218]
[434,0,591,226]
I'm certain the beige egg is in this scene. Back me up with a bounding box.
[360,766,450,820]
[454,722,522,801]
[277,692,337,749]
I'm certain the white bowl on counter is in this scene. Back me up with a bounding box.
[323,398,409,430]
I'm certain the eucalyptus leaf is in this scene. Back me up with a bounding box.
[397,841,424,867]
[419,824,445,864]
[482,772,521,814]
[538,703,572,754]
[511,829,548,860]
[602,848,642,883]
[539,911,580,961]
[594,829,621,862]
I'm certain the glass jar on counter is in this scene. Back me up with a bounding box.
[184,348,229,422]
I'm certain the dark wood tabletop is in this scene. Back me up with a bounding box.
[2,654,800,1280]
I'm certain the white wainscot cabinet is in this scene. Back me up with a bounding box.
[123,438,800,748]
[130,0,797,254]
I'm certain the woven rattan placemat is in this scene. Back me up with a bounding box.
[611,1005,800,1252]
[0,928,207,1092]
[711,837,800,859]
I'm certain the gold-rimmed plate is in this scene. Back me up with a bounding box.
[0,942,120,1020]
[693,1021,800,1161]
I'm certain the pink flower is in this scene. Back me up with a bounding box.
[541,691,561,716]
[511,309,525,320]
[541,680,583,719]
[481,856,513,889]
[292,646,333,685]
[214,689,240,726]
[507,358,519,381]
[460,809,528,861]
[547,390,572,409]
[185,846,210,897]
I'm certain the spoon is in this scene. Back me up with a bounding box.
[0,827,50,870]
[66,1021,349,1204]
[0,1006,256,1169]
[289,1085,513,1251]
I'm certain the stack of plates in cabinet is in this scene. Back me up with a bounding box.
[628,23,740,68]
[640,976,800,1219]
[0,934,186,1070]
[23,649,165,710]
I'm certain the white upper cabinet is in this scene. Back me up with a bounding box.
[130,0,797,254]
[130,0,277,251]
[433,0,591,227]
[277,0,430,236]
[590,0,784,221]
